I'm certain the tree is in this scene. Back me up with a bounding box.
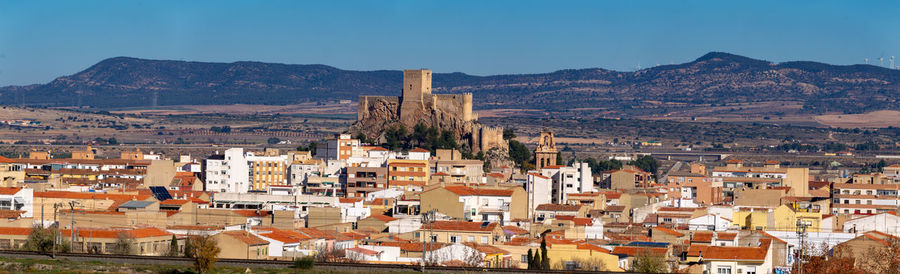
[113,232,135,255]
[540,238,550,270]
[527,249,535,270]
[384,124,408,151]
[166,235,180,257]
[533,249,542,270]
[630,155,660,174]
[508,140,531,169]
[294,256,315,269]
[187,235,221,273]
[23,225,55,253]
[629,249,667,273]
[555,152,563,166]
[502,128,516,140]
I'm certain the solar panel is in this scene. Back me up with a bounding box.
[481,222,490,227]
[149,186,172,201]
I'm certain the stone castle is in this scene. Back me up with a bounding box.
[352,69,506,153]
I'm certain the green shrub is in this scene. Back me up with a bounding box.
[294,256,315,269]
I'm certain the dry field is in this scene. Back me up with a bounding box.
[814,110,900,128]
[107,102,357,116]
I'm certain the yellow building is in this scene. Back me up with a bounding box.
[732,208,772,230]
[420,220,506,245]
[544,238,622,271]
[213,230,269,259]
[387,159,429,190]
[248,157,287,191]
[773,204,822,232]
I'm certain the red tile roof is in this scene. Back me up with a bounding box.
[612,246,667,257]
[717,232,737,241]
[502,226,529,235]
[0,187,22,195]
[346,247,380,256]
[34,191,152,201]
[0,227,32,236]
[429,221,499,232]
[653,226,685,237]
[691,231,714,243]
[0,156,14,163]
[686,238,771,261]
[443,185,513,197]
[535,204,582,212]
[220,230,268,245]
[409,148,430,153]
[0,210,24,219]
[61,227,170,239]
[260,229,311,244]
[555,215,593,226]
[368,214,397,222]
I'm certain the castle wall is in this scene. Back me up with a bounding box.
[357,96,400,121]
[473,125,506,153]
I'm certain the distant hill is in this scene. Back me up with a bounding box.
[2,52,899,116]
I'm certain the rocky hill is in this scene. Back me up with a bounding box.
[2,52,899,116]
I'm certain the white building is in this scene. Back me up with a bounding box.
[0,187,33,218]
[203,148,250,193]
[539,162,593,204]
[526,172,552,220]
[842,212,900,235]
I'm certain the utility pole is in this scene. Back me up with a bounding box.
[68,201,79,251]
[51,202,62,257]
[420,209,437,272]
[796,219,808,274]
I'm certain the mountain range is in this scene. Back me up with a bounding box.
[2,52,899,116]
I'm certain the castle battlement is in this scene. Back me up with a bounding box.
[352,69,501,153]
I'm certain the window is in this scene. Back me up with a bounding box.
[744,266,756,274]
[521,255,528,263]
[717,266,732,274]
[481,236,489,244]
[450,236,458,243]
[468,236,475,242]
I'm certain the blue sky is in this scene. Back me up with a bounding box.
[0,0,898,85]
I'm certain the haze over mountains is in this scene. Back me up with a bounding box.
[2,52,899,117]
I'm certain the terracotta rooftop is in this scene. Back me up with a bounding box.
[368,214,397,222]
[346,247,380,256]
[554,215,593,226]
[686,238,771,261]
[535,204,581,212]
[612,246,667,257]
[220,230,268,245]
[61,227,170,239]
[429,221,498,232]
[442,185,513,197]
[0,187,22,195]
[502,226,529,235]
[653,226,685,237]
[691,231,714,243]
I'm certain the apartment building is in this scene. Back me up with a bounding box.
[832,182,900,215]
[346,166,388,198]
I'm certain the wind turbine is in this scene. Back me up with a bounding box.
[891,56,895,69]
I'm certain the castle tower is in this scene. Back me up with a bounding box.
[400,69,432,124]
[462,93,474,121]
[534,130,558,169]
